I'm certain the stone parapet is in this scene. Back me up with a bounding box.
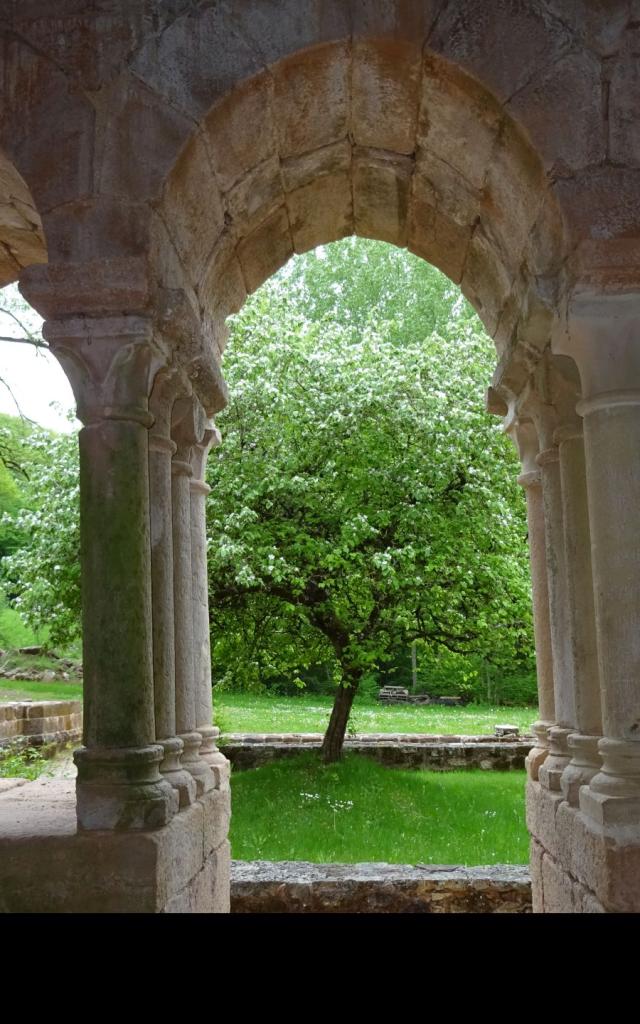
[230,861,532,914]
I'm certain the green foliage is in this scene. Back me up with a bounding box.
[0,742,50,780]
[209,239,533,698]
[1,428,81,648]
[229,754,528,864]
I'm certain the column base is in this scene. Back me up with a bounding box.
[525,721,551,781]
[159,736,198,809]
[198,725,231,788]
[560,733,601,806]
[74,744,177,831]
[538,726,572,792]
[580,737,640,828]
[179,732,215,796]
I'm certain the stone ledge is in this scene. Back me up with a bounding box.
[223,735,533,772]
[230,861,532,913]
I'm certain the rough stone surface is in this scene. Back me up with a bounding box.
[230,861,532,914]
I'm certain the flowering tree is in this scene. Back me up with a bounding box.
[208,240,533,761]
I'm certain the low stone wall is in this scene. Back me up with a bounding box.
[0,701,82,752]
[231,861,532,913]
[223,733,533,772]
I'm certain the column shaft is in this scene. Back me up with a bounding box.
[76,417,174,829]
[556,427,602,803]
[537,446,575,789]
[172,445,214,795]
[149,428,196,808]
[519,470,555,778]
[191,436,229,787]
[580,399,640,823]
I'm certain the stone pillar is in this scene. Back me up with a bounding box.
[555,295,640,831]
[555,415,602,805]
[510,417,555,779]
[190,425,229,788]
[149,369,197,808]
[172,396,215,795]
[43,316,176,830]
[525,388,576,792]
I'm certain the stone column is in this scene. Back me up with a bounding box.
[555,295,640,828]
[508,414,555,779]
[172,395,215,795]
[555,414,602,804]
[43,316,176,830]
[524,385,576,792]
[149,369,197,808]
[190,425,229,788]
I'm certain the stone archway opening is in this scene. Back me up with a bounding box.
[2,4,640,913]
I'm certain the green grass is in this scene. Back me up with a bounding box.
[0,679,83,702]
[215,692,536,736]
[0,602,48,650]
[229,753,528,863]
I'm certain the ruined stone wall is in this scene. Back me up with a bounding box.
[0,701,82,751]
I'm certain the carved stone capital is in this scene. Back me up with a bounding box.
[552,292,640,401]
[43,315,165,427]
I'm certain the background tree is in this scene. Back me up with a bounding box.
[208,240,533,761]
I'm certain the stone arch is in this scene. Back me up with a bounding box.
[155,41,566,380]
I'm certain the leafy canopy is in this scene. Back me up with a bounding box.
[208,239,533,692]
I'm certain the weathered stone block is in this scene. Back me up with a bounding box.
[287,172,353,253]
[224,156,283,238]
[352,38,421,155]
[204,72,276,193]
[429,1,573,104]
[162,132,224,282]
[353,149,412,246]
[132,4,262,121]
[236,206,293,294]
[418,56,501,191]
[281,139,351,193]
[461,227,513,337]
[272,43,349,159]
[508,50,605,173]
[408,190,471,284]
[199,232,247,319]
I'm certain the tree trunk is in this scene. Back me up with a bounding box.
[321,669,361,764]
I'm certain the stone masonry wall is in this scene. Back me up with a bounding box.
[231,862,531,913]
[223,733,533,772]
[0,701,82,752]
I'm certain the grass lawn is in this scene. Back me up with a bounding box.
[0,679,83,702]
[215,691,537,735]
[230,753,528,864]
